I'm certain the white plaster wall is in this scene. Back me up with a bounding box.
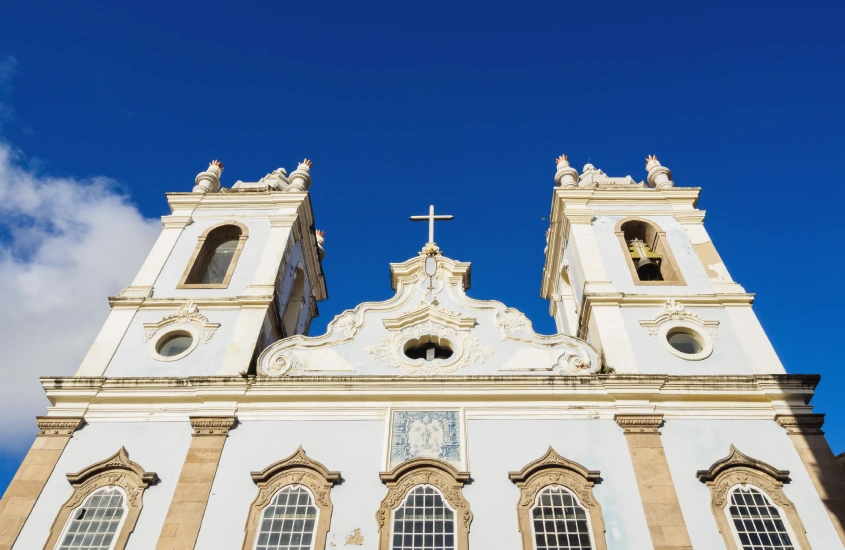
[662,419,844,549]
[465,419,651,549]
[13,421,191,550]
[619,307,754,375]
[105,309,241,377]
[564,237,585,305]
[196,420,387,549]
[153,216,273,298]
[592,215,712,295]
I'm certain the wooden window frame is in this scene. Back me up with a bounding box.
[376,458,472,550]
[177,220,249,289]
[242,447,340,550]
[43,447,158,550]
[614,217,686,286]
[696,445,811,550]
[508,447,607,550]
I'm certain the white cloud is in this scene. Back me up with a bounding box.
[0,142,160,445]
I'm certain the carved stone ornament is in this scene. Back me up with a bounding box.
[509,448,607,550]
[776,414,826,435]
[190,416,238,436]
[376,459,472,550]
[142,301,220,344]
[614,414,663,434]
[365,320,494,375]
[36,416,85,437]
[242,447,340,550]
[696,446,811,550]
[639,298,719,338]
[43,447,158,550]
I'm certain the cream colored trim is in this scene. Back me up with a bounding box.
[614,216,686,286]
[376,459,471,550]
[696,446,811,550]
[242,447,340,550]
[509,447,606,550]
[177,220,249,289]
[43,448,158,550]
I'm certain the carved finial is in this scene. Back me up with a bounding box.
[645,154,674,189]
[554,154,578,188]
[289,158,313,191]
[315,229,326,238]
[315,230,326,260]
[194,159,223,194]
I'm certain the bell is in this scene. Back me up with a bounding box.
[636,257,662,281]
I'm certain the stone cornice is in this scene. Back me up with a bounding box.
[614,414,664,433]
[775,414,825,435]
[39,375,820,419]
[190,416,238,436]
[36,416,86,437]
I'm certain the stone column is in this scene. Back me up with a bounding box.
[0,417,85,550]
[155,416,237,550]
[615,414,691,550]
[776,414,845,544]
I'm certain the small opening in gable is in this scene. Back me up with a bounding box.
[404,335,454,361]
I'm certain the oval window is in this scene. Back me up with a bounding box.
[157,333,194,357]
[666,329,703,355]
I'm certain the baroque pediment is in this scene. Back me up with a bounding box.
[258,249,601,377]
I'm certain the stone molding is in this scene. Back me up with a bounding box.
[508,447,606,550]
[142,301,221,345]
[243,447,340,550]
[382,303,476,331]
[614,413,663,434]
[35,416,85,437]
[189,416,237,436]
[775,413,825,435]
[696,446,810,550]
[639,298,720,338]
[43,448,158,550]
[377,458,472,550]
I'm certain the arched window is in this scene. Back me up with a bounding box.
[509,448,606,550]
[55,486,127,550]
[377,459,472,550]
[391,485,456,550]
[614,218,684,285]
[44,448,158,550]
[254,485,319,550]
[697,446,810,550]
[726,485,798,549]
[282,267,307,337]
[243,447,340,550]
[178,221,249,289]
[530,486,593,550]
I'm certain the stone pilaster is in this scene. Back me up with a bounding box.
[155,416,237,550]
[0,416,85,550]
[615,414,691,550]
[776,414,845,544]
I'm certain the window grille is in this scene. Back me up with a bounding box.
[254,485,319,550]
[728,486,796,550]
[530,486,593,550]
[391,485,456,550]
[56,486,126,550]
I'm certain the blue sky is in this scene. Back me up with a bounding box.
[0,0,843,494]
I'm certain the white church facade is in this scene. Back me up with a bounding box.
[1,155,843,550]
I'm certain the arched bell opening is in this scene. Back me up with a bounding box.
[615,218,684,285]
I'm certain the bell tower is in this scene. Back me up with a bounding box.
[74,159,328,379]
[541,155,784,375]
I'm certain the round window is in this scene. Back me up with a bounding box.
[157,333,194,357]
[666,329,703,355]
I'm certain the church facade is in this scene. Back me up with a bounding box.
[1,155,843,550]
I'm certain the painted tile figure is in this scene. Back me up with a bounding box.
[390,411,460,467]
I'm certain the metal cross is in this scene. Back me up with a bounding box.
[410,205,454,244]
